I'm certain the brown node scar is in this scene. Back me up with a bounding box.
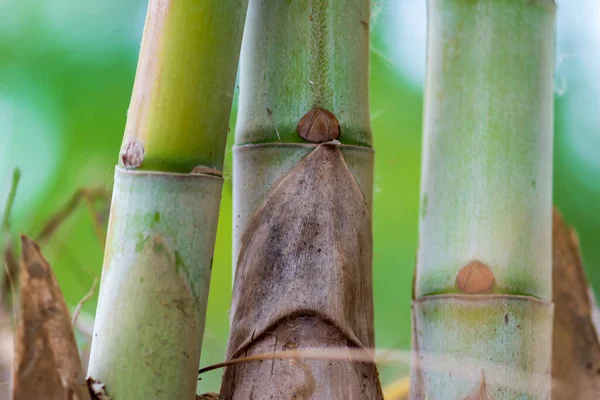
[456,260,495,294]
[297,108,340,143]
[121,141,144,169]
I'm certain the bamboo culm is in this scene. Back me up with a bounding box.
[87,1,248,399]
[221,0,383,398]
[411,0,556,398]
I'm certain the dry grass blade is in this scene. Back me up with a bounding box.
[203,345,410,399]
[72,277,98,327]
[201,347,392,375]
[12,235,90,400]
[36,187,110,247]
[382,377,410,400]
[552,210,600,399]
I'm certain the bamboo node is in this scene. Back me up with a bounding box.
[456,261,495,294]
[121,141,144,169]
[297,108,340,143]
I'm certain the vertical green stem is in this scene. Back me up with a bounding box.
[87,1,248,399]
[411,0,556,398]
[120,0,246,173]
[2,168,20,232]
[235,0,370,146]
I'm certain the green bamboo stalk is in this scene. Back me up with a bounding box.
[411,0,555,398]
[86,1,248,399]
[222,0,382,398]
[119,1,246,174]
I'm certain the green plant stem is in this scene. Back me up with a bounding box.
[2,168,20,232]
[120,0,248,173]
[235,0,371,146]
[88,169,222,399]
[411,0,556,398]
[87,1,248,398]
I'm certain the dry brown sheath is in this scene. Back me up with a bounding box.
[221,145,382,399]
[12,235,90,400]
[552,210,600,399]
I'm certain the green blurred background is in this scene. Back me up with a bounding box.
[1,0,599,393]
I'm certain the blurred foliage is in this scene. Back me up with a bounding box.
[1,0,599,393]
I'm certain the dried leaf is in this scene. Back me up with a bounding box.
[12,235,90,400]
[221,145,382,399]
[552,210,600,399]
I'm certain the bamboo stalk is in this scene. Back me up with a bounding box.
[119,1,247,174]
[411,0,556,398]
[222,0,382,398]
[86,1,248,398]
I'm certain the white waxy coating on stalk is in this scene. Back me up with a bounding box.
[411,295,553,400]
[411,0,556,398]
[87,168,222,399]
[416,0,556,299]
